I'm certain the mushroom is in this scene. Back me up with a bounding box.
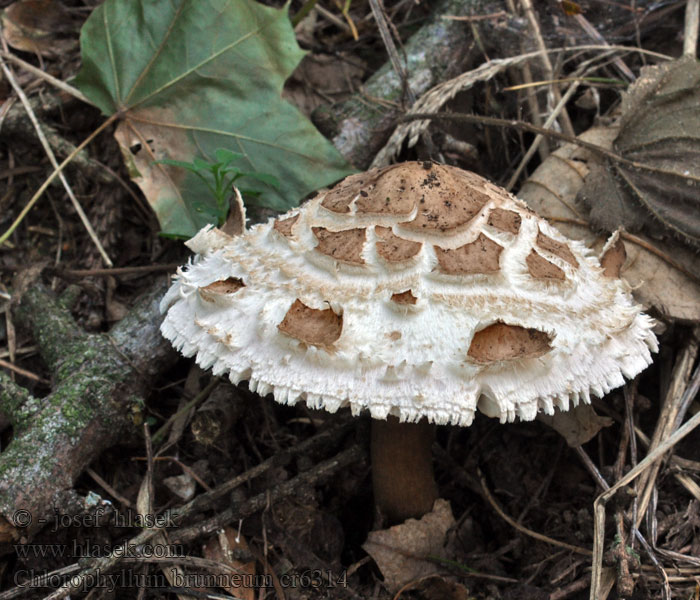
[161,162,657,524]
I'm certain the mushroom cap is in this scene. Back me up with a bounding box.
[161,162,657,426]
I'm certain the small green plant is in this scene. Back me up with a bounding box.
[157,148,279,229]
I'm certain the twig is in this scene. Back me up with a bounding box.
[54,264,180,278]
[0,114,118,247]
[319,0,480,168]
[171,445,364,545]
[506,71,580,190]
[478,469,591,556]
[571,13,634,80]
[590,410,700,600]
[373,44,671,167]
[397,112,700,188]
[442,11,507,21]
[0,282,175,540]
[0,50,90,103]
[506,50,619,190]
[0,345,37,360]
[0,53,113,266]
[635,335,699,528]
[151,379,219,446]
[132,454,214,492]
[369,0,414,105]
[315,4,350,32]
[0,357,48,384]
[519,0,574,136]
[0,369,35,414]
[623,383,639,549]
[569,444,670,598]
[86,467,134,509]
[684,0,700,57]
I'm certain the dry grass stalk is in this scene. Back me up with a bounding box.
[371,44,671,168]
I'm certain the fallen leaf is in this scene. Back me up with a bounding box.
[162,473,196,502]
[1,0,75,57]
[362,499,456,592]
[537,404,613,447]
[202,527,256,600]
[395,575,471,599]
[73,0,354,237]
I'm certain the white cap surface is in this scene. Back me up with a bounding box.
[161,162,657,425]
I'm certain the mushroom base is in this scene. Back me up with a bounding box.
[371,416,439,524]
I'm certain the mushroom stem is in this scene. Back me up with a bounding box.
[371,415,439,523]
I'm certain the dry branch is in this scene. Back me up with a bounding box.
[0,280,176,545]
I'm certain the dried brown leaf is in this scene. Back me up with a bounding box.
[202,527,256,600]
[1,0,75,57]
[537,404,613,447]
[395,575,472,600]
[362,499,455,592]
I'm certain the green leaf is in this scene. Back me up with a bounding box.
[239,171,280,188]
[155,158,201,173]
[214,148,244,165]
[74,0,354,237]
[193,157,214,172]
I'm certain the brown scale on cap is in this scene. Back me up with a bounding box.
[526,250,566,280]
[467,322,553,363]
[319,163,498,234]
[319,172,372,213]
[277,299,343,348]
[536,231,579,267]
[312,227,366,264]
[375,226,422,262]
[355,165,425,217]
[200,277,245,296]
[434,233,503,275]
[600,236,626,278]
[401,165,492,232]
[488,208,522,234]
[273,214,299,237]
[390,290,418,305]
